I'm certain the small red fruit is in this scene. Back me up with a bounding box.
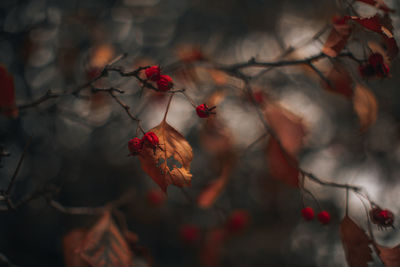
[142,132,159,148]
[196,104,216,118]
[146,188,166,206]
[157,75,173,91]
[226,210,250,233]
[317,211,331,225]
[128,137,143,155]
[301,207,315,221]
[370,207,394,229]
[145,66,161,81]
[180,224,200,244]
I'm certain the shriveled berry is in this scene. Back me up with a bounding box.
[226,210,250,233]
[146,188,166,206]
[128,137,143,155]
[301,207,315,221]
[370,207,394,229]
[196,103,215,118]
[157,75,173,91]
[142,132,159,148]
[317,211,331,225]
[180,224,200,244]
[145,66,161,81]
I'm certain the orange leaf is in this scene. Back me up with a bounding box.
[0,65,18,117]
[322,63,354,98]
[376,244,400,267]
[63,229,91,267]
[340,216,373,267]
[322,16,352,57]
[79,211,134,267]
[266,137,299,187]
[353,84,378,132]
[264,101,306,156]
[139,120,193,192]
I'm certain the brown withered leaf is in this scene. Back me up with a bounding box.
[263,101,306,156]
[340,216,373,267]
[197,154,236,208]
[266,137,299,187]
[79,211,134,267]
[353,84,378,132]
[63,229,90,267]
[322,17,352,57]
[139,118,193,192]
[376,244,400,267]
[322,63,354,98]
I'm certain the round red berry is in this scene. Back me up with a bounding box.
[128,137,143,155]
[196,104,210,118]
[370,207,394,229]
[157,75,173,91]
[226,210,250,233]
[146,188,166,206]
[142,132,159,148]
[180,224,200,244]
[301,207,315,221]
[317,211,331,225]
[145,66,161,81]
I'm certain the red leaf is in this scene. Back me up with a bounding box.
[79,211,134,267]
[322,63,354,98]
[322,16,352,57]
[266,137,299,187]
[0,65,18,117]
[340,216,373,267]
[355,0,395,13]
[376,244,400,267]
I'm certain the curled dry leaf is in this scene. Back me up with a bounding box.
[353,84,378,132]
[139,119,193,192]
[63,211,134,267]
[322,16,352,57]
[376,244,400,267]
[340,216,373,267]
[0,65,18,117]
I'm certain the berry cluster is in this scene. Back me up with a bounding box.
[301,207,331,225]
[359,53,390,78]
[128,131,159,155]
[145,66,174,91]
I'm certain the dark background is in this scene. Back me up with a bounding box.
[0,0,400,266]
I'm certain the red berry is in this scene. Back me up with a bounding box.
[196,104,211,118]
[368,53,384,67]
[226,210,250,233]
[142,132,159,148]
[317,211,331,225]
[157,75,173,91]
[301,207,315,221]
[180,224,200,244]
[370,207,394,229]
[146,188,166,206]
[128,137,143,155]
[145,66,161,81]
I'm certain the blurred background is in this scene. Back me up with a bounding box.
[0,0,400,266]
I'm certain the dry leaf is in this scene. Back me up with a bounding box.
[200,228,228,267]
[266,137,299,187]
[139,119,193,192]
[0,65,18,117]
[353,84,378,132]
[63,229,91,267]
[322,17,352,57]
[322,63,354,98]
[263,101,306,156]
[79,211,134,267]
[340,216,373,267]
[377,244,400,267]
